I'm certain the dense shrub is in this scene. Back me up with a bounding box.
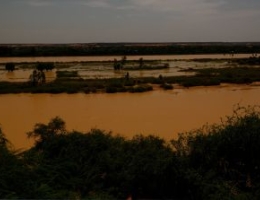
[2,106,260,198]
[171,106,260,199]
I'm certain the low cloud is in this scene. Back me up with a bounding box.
[20,0,260,14]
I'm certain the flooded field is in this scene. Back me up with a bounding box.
[0,53,253,64]
[0,84,259,149]
[0,59,233,82]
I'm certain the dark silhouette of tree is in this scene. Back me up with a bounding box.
[36,62,55,71]
[121,55,127,65]
[29,70,46,86]
[27,117,66,145]
[139,57,144,68]
[5,63,15,71]
[113,58,123,70]
[125,72,130,80]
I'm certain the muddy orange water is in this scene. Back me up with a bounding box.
[0,84,260,150]
[0,54,254,63]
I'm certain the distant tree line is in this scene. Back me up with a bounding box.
[1,43,260,57]
[1,106,260,199]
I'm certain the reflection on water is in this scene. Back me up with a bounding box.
[0,85,259,149]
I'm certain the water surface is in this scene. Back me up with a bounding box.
[0,85,259,149]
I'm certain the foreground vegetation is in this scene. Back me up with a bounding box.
[1,106,260,199]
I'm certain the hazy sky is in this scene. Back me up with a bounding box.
[1,0,260,43]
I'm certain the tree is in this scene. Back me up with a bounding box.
[36,62,55,71]
[139,57,144,68]
[5,63,15,71]
[29,70,46,86]
[113,59,122,70]
[121,55,127,66]
[27,116,66,146]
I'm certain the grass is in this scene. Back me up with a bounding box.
[123,63,169,70]
[56,70,79,78]
[231,56,260,65]
[170,66,260,87]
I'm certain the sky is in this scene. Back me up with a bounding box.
[0,0,260,43]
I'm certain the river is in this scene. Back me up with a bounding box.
[0,84,259,150]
